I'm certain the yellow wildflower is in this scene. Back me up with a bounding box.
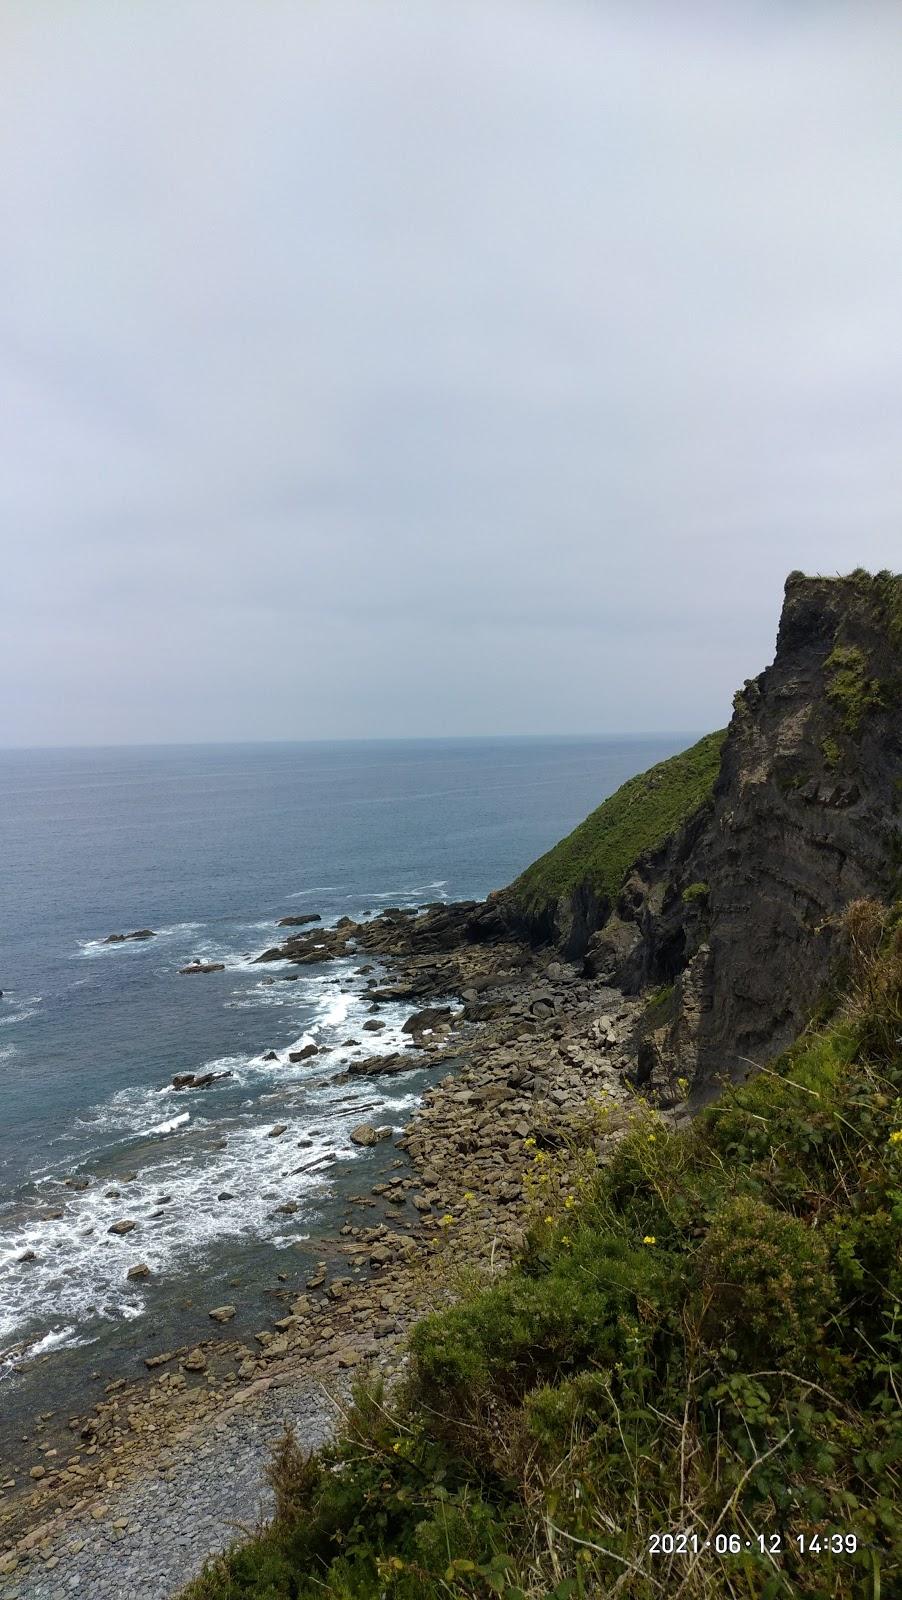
[890,1130,902,1145]
[564,1195,575,1209]
[642,1235,656,1246]
[544,1215,554,1225]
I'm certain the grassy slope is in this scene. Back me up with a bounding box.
[507,729,726,916]
[184,901,902,1600]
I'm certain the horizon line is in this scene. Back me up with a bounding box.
[0,729,708,755]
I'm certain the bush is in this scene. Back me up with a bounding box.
[694,1198,834,1365]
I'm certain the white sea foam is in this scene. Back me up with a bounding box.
[77,922,204,958]
[0,955,443,1363]
[0,995,43,1027]
[358,880,448,901]
[146,1111,191,1136]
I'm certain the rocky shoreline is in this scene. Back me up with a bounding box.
[0,900,651,1598]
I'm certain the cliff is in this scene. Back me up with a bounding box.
[504,568,902,1091]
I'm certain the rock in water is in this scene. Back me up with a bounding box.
[350,1124,380,1146]
[208,1305,237,1323]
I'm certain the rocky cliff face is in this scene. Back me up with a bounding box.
[505,570,902,1093]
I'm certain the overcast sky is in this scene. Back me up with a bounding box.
[1,1,900,746]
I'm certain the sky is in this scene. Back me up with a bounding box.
[1,0,901,747]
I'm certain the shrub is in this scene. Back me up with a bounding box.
[693,1197,834,1365]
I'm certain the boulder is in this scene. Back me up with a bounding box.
[208,1305,237,1323]
[346,1052,410,1077]
[108,1220,137,1235]
[288,1044,318,1062]
[126,1263,151,1280]
[182,1348,207,1372]
[350,1124,380,1147]
[103,929,156,944]
[402,1006,453,1037]
[178,962,225,975]
[277,914,321,927]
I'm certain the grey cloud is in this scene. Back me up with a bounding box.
[1,0,901,744]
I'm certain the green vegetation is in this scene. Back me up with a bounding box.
[824,644,885,733]
[681,880,709,905]
[507,731,726,917]
[184,899,902,1600]
[821,736,842,770]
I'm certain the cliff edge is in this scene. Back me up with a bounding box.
[504,568,902,1091]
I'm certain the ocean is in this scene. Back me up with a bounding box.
[0,735,686,1423]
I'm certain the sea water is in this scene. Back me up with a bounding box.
[0,736,687,1413]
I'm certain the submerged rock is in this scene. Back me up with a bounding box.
[170,1070,232,1091]
[102,929,156,943]
[178,961,225,975]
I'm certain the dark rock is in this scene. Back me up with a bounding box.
[277,913,322,926]
[345,1053,412,1077]
[171,1070,232,1091]
[402,1006,453,1037]
[102,929,156,943]
[178,961,225,975]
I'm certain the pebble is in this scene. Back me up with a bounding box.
[0,1387,335,1600]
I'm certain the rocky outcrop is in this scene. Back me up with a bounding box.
[511,571,902,1094]
[102,929,155,943]
[681,570,901,1089]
